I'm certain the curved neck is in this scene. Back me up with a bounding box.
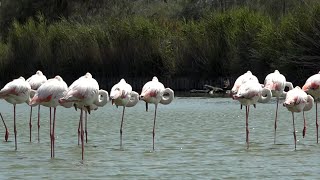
[160,88,174,105]
[282,82,294,96]
[126,91,139,107]
[258,88,272,103]
[303,95,314,111]
[94,89,109,107]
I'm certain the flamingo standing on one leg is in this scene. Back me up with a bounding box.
[302,72,320,143]
[283,86,314,150]
[26,70,47,142]
[0,77,31,150]
[263,70,293,144]
[233,79,271,149]
[59,72,109,160]
[110,79,139,149]
[140,76,174,151]
[29,75,71,158]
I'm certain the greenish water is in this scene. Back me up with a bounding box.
[0,97,319,179]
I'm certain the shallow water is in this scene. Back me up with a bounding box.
[0,97,319,179]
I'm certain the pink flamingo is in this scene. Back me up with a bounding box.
[302,72,320,143]
[29,75,72,158]
[140,76,174,151]
[110,79,139,148]
[231,71,269,108]
[283,86,314,150]
[59,72,109,160]
[233,79,271,149]
[26,70,47,142]
[0,77,31,150]
[263,70,293,144]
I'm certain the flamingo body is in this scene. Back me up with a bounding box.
[110,79,139,148]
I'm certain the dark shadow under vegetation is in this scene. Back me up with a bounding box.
[0,0,320,90]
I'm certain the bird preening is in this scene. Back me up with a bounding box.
[0,72,174,161]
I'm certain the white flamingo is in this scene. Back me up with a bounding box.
[0,77,31,150]
[233,79,271,149]
[110,79,139,148]
[59,72,109,160]
[30,75,72,158]
[283,86,314,150]
[263,70,293,144]
[302,72,320,143]
[26,70,47,142]
[140,76,174,151]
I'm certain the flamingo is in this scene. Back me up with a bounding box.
[283,86,314,150]
[231,71,259,96]
[302,72,320,143]
[263,70,293,144]
[0,77,31,150]
[29,75,72,158]
[110,79,139,148]
[26,70,47,142]
[233,79,271,149]
[140,76,174,151]
[59,72,109,160]
[231,71,270,108]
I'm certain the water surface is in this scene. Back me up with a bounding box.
[0,98,319,179]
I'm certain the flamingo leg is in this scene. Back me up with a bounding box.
[37,105,41,142]
[14,104,17,151]
[303,111,307,138]
[0,113,9,142]
[52,107,56,158]
[85,111,88,143]
[316,101,318,143]
[292,112,296,150]
[29,106,33,142]
[78,113,81,145]
[246,105,250,149]
[274,97,279,144]
[80,108,84,160]
[49,107,52,158]
[153,104,158,151]
[146,102,148,112]
[120,106,125,148]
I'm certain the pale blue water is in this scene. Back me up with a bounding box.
[0,97,319,179]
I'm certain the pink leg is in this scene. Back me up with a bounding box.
[120,106,125,148]
[274,98,279,144]
[316,101,318,143]
[14,105,17,151]
[52,107,56,158]
[85,111,88,143]
[29,106,32,142]
[246,105,250,149]
[38,105,41,142]
[292,112,296,150]
[0,113,9,142]
[153,104,158,151]
[49,107,52,158]
[78,114,81,145]
[303,111,307,138]
[80,109,84,160]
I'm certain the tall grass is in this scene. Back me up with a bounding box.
[1,5,320,85]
